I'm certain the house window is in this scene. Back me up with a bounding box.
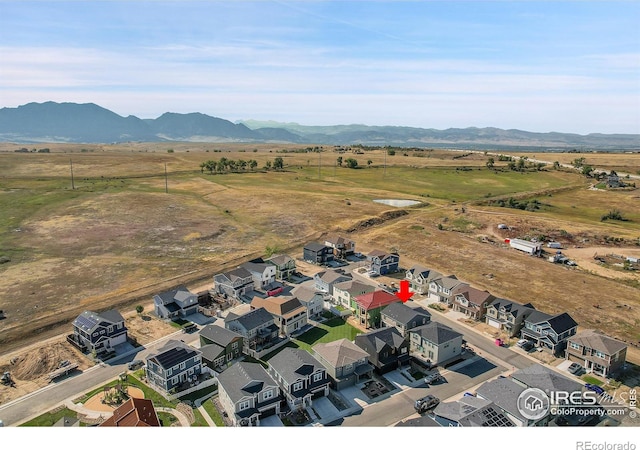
[313,372,323,382]
[232,342,238,350]
[188,368,194,375]
[167,368,172,376]
[401,347,407,354]
[92,332,99,337]
[595,351,606,359]
[179,362,186,370]
[570,342,580,350]
[293,381,304,391]
[239,400,251,411]
[100,329,105,335]
[108,326,114,334]
[263,390,274,401]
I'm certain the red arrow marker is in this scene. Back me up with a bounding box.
[396,280,414,303]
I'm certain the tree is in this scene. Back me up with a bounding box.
[387,149,396,156]
[249,159,258,170]
[273,157,284,170]
[265,161,272,170]
[135,305,144,315]
[337,156,343,167]
[367,159,373,167]
[517,157,526,171]
[572,157,586,169]
[553,161,561,170]
[345,158,358,169]
[486,157,495,169]
[581,165,594,177]
[199,162,207,173]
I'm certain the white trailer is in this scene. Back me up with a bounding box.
[508,238,542,255]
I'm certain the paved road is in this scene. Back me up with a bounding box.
[0,330,200,426]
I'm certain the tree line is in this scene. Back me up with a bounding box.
[199,157,284,174]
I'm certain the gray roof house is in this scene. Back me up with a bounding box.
[265,254,296,281]
[566,329,628,378]
[71,309,127,355]
[213,267,254,301]
[520,310,578,356]
[292,285,324,319]
[432,396,516,427]
[485,298,536,338]
[380,302,431,337]
[314,269,352,296]
[476,377,538,426]
[332,279,376,310]
[409,321,464,366]
[324,236,356,258]
[241,261,277,291]
[145,340,202,394]
[354,327,410,374]
[511,363,584,394]
[153,286,198,320]
[405,265,442,294]
[268,347,331,411]
[199,324,244,371]
[224,307,282,356]
[451,285,495,321]
[312,338,374,389]
[427,275,468,305]
[217,361,282,427]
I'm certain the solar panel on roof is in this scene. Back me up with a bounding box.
[75,314,97,330]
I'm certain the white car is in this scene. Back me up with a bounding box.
[516,339,529,348]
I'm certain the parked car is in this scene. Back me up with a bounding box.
[516,339,529,348]
[128,360,144,370]
[567,363,582,375]
[414,395,440,413]
[585,383,605,395]
[521,341,535,351]
[424,373,444,385]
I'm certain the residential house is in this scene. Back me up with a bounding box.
[520,311,578,356]
[71,309,128,355]
[99,398,160,427]
[268,347,331,411]
[153,286,198,319]
[354,290,400,329]
[303,242,334,264]
[265,254,296,281]
[485,298,536,338]
[368,250,400,275]
[250,295,308,336]
[332,279,376,310]
[241,261,277,291]
[291,285,324,319]
[324,236,356,259]
[145,340,202,394]
[312,338,374,390]
[354,327,410,374]
[451,285,495,321]
[511,363,584,396]
[380,302,431,337]
[405,265,442,294]
[607,170,621,188]
[565,329,628,378]
[475,377,535,427]
[427,275,468,306]
[198,323,244,371]
[432,396,516,427]
[213,267,254,300]
[314,269,352,296]
[225,307,280,353]
[217,362,282,427]
[409,321,464,365]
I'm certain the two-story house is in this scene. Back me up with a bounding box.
[409,321,464,365]
[145,340,202,394]
[250,295,308,336]
[291,285,324,320]
[303,242,334,264]
[354,290,400,329]
[265,254,296,281]
[217,361,282,427]
[475,377,532,427]
[380,302,431,337]
[520,310,578,356]
[485,298,536,337]
[241,261,277,291]
[213,267,254,300]
[99,398,160,427]
[368,250,400,275]
[268,347,331,411]
[324,236,356,259]
[451,285,495,321]
[225,307,280,353]
[405,265,442,295]
[354,327,410,374]
[427,275,468,306]
[71,309,128,355]
[332,279,376,310]
[432,396,516,427]
[312,338,374,390]
[565,329,628,378]
[314,269,352,296]
[153,286,199,319]
[198,323,244,371]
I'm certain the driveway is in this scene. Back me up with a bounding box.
[260,414,284,427]
[310,396,340,422]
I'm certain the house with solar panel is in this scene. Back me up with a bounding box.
[153,286,199,320]
[145,340,203,394]
[70,309,128,355]
[431,396,516,427]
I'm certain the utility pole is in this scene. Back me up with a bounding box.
[318,150,321,179]
[384,149,387,177]
[70,159,75,190]
[164,163,168,193]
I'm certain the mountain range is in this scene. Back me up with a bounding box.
[1,101,638,150]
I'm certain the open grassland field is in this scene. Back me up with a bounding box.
[518,151,640,175]
[0,144,638,359]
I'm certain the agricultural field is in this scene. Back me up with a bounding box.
[0,143,639,361]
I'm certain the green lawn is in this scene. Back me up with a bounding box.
[582,375,604,386]
[293,317,360,352]
[202,397,226,427]
[20,407,81,427]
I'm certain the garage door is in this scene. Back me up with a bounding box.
[487,318,501,329]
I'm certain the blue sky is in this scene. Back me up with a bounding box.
[1,1,639,134]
